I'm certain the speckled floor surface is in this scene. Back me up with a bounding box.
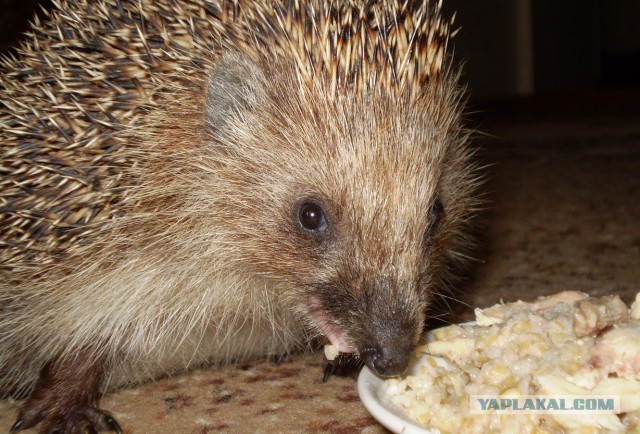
[1,90,639,433]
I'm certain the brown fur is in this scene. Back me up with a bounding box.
[0,0,479,429]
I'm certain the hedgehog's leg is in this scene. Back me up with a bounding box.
[322,353,363,382]
[11,354,122,434]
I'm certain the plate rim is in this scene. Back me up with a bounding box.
[357,364,436,434]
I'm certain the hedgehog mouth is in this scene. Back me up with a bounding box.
[309,296,356,354]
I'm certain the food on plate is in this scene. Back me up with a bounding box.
[383,291,640,433]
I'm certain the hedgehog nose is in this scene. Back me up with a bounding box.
[362,345,410,377]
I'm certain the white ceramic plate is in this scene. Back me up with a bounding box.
[358,355,437,434]
[357,364,434,434]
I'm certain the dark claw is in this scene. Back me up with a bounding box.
[10,419,24,433]
[104,415,122,434]
[322,361,334,382]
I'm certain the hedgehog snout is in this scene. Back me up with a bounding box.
[360,340,412,377]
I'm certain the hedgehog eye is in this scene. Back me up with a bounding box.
[298,201,328,233]
[424,197,445,248]
[429,197,445,228]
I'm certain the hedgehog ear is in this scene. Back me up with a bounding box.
[205,53,267,132]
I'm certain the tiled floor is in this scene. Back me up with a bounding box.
[2,90,639,433]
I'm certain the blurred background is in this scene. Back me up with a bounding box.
[447,0,640,98]
[2,0,639,97]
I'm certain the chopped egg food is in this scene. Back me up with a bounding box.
[383,291,640,433]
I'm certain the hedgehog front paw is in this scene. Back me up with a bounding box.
[322,352,363,382]
[11,406,122,434]
[12,356,120,434]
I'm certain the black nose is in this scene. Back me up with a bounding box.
[361,345,410,377]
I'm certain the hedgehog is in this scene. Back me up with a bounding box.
[0,0,479,432]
